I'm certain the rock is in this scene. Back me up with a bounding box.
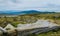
[4,24,15,30]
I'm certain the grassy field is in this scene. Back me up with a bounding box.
[0,13,60,27]
[0,13,60,36]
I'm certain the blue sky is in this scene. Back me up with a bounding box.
[0,0,60,12]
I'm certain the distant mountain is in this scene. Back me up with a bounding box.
[0,10,55,15]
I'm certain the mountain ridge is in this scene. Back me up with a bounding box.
[0,10,55,15]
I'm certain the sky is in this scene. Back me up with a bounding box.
[0,0,60,12]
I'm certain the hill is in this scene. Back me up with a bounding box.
[0,10,55,15]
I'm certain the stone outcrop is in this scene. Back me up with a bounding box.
[0,20,60,36]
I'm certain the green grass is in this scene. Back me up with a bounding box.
[0,14,60,27]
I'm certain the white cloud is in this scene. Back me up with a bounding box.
[0,0,60,12]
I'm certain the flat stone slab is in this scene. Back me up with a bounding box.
[17,20,59,31]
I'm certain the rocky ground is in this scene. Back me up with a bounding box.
[0,14,60,36]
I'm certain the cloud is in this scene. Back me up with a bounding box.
[0,0,60,12]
